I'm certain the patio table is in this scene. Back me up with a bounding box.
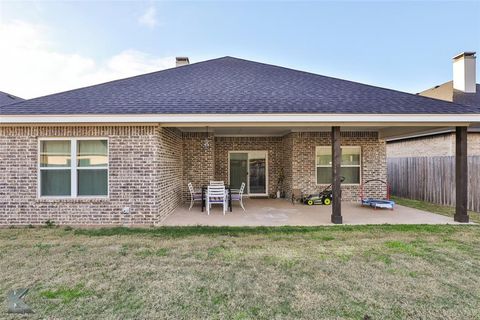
[201,185,232,212]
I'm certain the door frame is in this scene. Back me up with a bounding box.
[227,150,269,196]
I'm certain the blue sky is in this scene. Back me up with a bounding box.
[0,1,479,98]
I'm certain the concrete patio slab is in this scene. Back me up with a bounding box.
[161,198,462,226]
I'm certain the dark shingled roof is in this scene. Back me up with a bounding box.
[1,56,478,115]
[453,84,480,108]
[0,91,24,107]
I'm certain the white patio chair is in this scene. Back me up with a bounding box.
[206,185,227,215]
[188,182,203,210]
[209,180,225,186]
[231,182,246,211]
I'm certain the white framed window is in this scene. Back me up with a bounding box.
[39,138,108,198]
[315,146,361,185]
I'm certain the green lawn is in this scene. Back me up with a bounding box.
[1,225,480,319]
[392,196,480,223]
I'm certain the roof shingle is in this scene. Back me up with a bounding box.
[1,56,478,115]
[0,91,24,107]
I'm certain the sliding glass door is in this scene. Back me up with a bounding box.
[229,152,248,190]
[229,151,268,196]
[248,151,266,194]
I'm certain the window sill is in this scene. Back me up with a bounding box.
[36,197,109,203]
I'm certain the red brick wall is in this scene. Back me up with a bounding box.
[157,127,183,221]
[282,134,294,198]
[0,126,388,226]
[214,136,283,196]
[183,131,387,201]
[387,132,480,157]
[289,132,387,201]
[182,132,215,201]
[0,126,162,225]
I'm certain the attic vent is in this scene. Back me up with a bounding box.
[176,57,190,67]
[6,94,17,100]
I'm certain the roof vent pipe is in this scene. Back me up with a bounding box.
[453,52,476,93]
[176,57,190,67]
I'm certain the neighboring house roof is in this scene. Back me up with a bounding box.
[415,80,480,134]
[0,91,24,107]
[0,56,478,115]
[418,81,480,108]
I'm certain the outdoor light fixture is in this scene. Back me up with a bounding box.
[202,126,210,150]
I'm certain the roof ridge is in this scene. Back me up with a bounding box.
[0,90,23,99]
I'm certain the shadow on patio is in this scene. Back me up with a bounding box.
[161,198,461,226]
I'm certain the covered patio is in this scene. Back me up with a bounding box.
[161,198,462,226]
[172,123,472,226]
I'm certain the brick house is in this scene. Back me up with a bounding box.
[1,56,478,225]
[387,52,480,157]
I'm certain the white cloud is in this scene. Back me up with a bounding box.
[0,20,174,98]
[138,6,158,28]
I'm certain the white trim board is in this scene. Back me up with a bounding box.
[1,113,479,125]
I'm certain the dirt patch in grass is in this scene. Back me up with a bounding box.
[0,225,479,319]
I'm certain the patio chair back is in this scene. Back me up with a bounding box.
[187,182,202,210]
[238,182,245,195]
[209,180,225,186]
[207,186,226,202]
[188,182,195,195]
[207,185,227,215]
[231,182,246,211]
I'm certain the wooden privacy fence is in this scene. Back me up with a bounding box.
[387,156,480,213]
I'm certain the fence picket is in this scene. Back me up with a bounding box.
[388,156,480,212]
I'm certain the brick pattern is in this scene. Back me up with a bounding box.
[289,132,387,201]
[214,136,283,196]
[1,126,388,225]
[282,134,294,198]
[0,126,178,226]
[387,132,480,157]
[183,132,387,201]
[157,127,183,221]
[182,132,215,201]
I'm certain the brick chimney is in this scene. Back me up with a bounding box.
[453,52,476,93]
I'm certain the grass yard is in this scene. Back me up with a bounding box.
[392,196,480,223]
[1,225,480,319]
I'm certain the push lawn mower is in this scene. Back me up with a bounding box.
[304,177,345,206]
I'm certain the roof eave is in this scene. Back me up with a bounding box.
[0,113,479,126]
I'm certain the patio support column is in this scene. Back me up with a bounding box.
[454,126,469,223]
[331,126,343,224]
